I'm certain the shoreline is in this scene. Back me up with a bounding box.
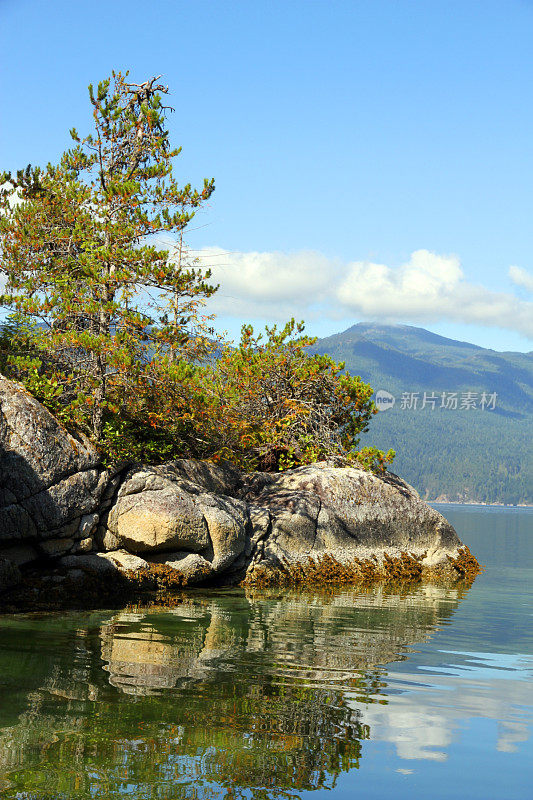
[429,501,533,508]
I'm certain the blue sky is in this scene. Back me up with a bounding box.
[1,0,533,350]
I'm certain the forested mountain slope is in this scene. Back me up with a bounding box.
[312,324,533,504]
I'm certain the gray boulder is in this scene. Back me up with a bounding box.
[104,465,249,574]
[241,464,461,571]
[0,376,105,553]
[106,469,211,554]
[0,376,99,499]
[99,460,464,585]
[151,551,213,583]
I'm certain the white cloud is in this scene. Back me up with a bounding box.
[509,265,533,293]
[194,247,533,339]
[0,181,22,209]
[337,250,533,337]
[201,247,338,301]
[8,228,528,339]
[197,246,342,320]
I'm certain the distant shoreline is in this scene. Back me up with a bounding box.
[430,501,533,508]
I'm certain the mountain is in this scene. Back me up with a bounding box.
[311,323,533,504]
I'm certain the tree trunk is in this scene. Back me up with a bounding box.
[92,352,106,441]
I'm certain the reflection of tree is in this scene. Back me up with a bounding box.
[0,585,463,798]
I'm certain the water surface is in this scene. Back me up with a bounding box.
[0,505,531,799]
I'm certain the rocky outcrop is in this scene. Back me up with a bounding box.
[103,465,248,573]
[0,376,107,589]
[0,375,479,604]
[241,465,461,571]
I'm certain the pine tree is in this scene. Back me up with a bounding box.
[0,72,216,441]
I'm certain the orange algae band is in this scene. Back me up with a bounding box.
[242,549,483,589]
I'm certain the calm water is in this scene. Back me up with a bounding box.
[0,506,531,799]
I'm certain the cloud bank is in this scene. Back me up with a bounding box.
[509,265,533,293]
[3,232,532,340]
[196,247,533,339]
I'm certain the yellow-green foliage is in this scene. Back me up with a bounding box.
[124,562,211,592]
[193,319,390,472]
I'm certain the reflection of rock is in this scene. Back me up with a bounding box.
[0,586,530,796]
[99,586,460,697]
[100,603,242,694]
[200,604,239,660]
[102,620,183,693]
[0,585,457,795]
